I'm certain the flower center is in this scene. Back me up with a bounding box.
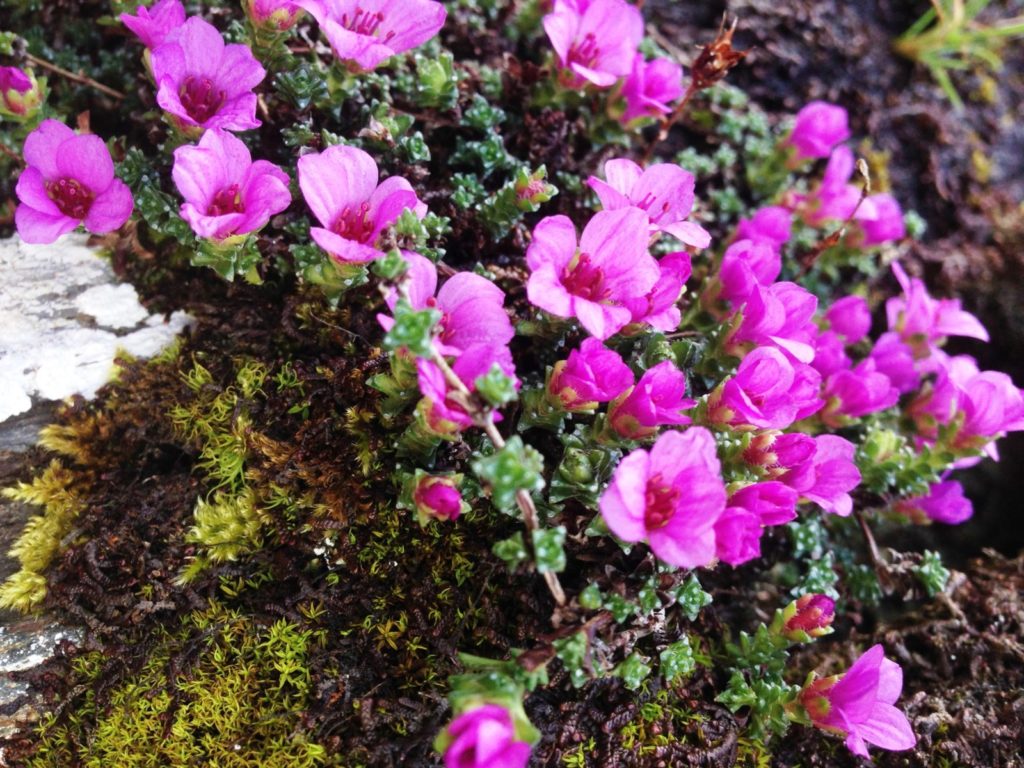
[331,202,375,243]
[644,474,679,530]
[569,32,600,69]
[636,192,673,223]
[561,252,609,301]
[47,178,94,219]
[340,7,395,41]
[207,184,245,216]
[179,75,226,125]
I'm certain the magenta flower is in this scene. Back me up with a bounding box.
[895,480,972,525]
[379,253,513,355]
[710,347,823,430]
[245,0,304,30]
[172,129,291,241]
[442,704,531,768]
[856,193,905,245]
[120,0,186,49]
[15,120,133,244]
[0,66,43,119]
[548,338,634,412]
[621,252,691,332]
[714,239,781,307]
[800,644,916,758]
[811,330,851,378]
[727,281,819,364]
[151,17,265,135]
[735,206,792,249]
[713,507,763,566]
[299,144,426,264]
[619,54,684,124]
[780,594,835,642]
[413,475,464,523]
[607,360,695,440]
[743,431,816,475]
[778,435,861,517]
[886,262,989,353]
[820,359,899,427]
[525,208,658,340]
[587,158,711,248]
[416,344,517,435]
[867,332,920,394]
[786,101,850,161]
[297,0,447,72]
[543,0,643,87]
[728,480,799,526]
[599,428,727,569]
[825,295,871,344]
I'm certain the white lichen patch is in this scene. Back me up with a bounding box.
[0,234,192,423]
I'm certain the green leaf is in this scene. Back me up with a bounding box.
[474,364,519,409]
[673,575,712,621]
[531,526,566,574]
[492,533,529,570]
[914,550,950,597]
[383,299,441,357]
[614,653,651,691]
[471,437,545,513]
[659,636,697,682]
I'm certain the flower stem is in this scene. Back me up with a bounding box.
[24,53,126,101]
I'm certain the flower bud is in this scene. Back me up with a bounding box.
[0,67,44,120]
[514,166,557,211]
[779,594,835,642]
[413,474,465,524]
[243,0,303,30]
[439,704,531,768]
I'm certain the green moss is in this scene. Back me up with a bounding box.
[0,461,83,612]
[29,603,332,768]
[616,689,708,755]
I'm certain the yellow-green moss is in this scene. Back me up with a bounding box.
[0,461,83,612]
[29,602,333,768]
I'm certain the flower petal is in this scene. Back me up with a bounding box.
[84,180,133,233]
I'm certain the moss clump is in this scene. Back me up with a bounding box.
[0,461,84,612]
[29,602,331,768]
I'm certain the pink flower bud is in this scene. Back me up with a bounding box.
[442,704,531,768]
[548,338,633,412]
[825,295,871,344]
[895,480,972,525]
[413,475,464,523]
[606,360,694,439]
[787,101,850,161]
[244,0,303,30]
[0,67,44,119]
[781,594,835,641]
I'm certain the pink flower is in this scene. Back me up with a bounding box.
[710,347,823,430]
[800,644,916,758]
[297,0,447,72]
[621,252,691,332]
[442,704,531,768]
[811,330,851,378]
[728,481,799,526]
[15,120,133,244]
[778,435,861,517]
[379,253,513,355]
[714,239,781,306]
[735,206,792,248]
[0,66,43,118]
[244,0,304,30]
[895,480,972,525]
[416,344,517,434]
[856,193,905,245]
[619,54,684,124]
[713,507,762,566]
[525,208,658,340]
[120,0,186,49]
[886,262,989,353]
[825,295,871,344]
[867,332,919,394]
[727,281,819,363]
[172,128,291,241]
[820,358,899,427]
[787,101,850,161]
[599,428,727,569]
[543,0,643,87]
[548,338,634,412]
[151,17,265,134]
[298,144,426,264]
[413,475,464,522]
[607,360,695,440]
[780,594,835,641]
[587,158,711,248]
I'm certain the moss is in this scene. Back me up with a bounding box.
[0,461,83,612]
[29,603,332,768]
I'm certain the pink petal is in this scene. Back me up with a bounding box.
[298,145,379,229]
[662,220,712,249]
[586,176,632,211]
[207,93,261,131]
[858,703,916,751]
[602,157,643,193]
[573,297,631,340]
[526,215,578,272]
[23,120,75,179]
[177,17,226,75]
[15,205,78,244]
[599,448,650,542]
[15,168,61,216]
[542,11,577,65]
[310,227,382,263]
[649,524,716,569]
[526,263,574,318]
[84,180,133,233]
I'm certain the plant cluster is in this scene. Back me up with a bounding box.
[2,0,1022,765]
